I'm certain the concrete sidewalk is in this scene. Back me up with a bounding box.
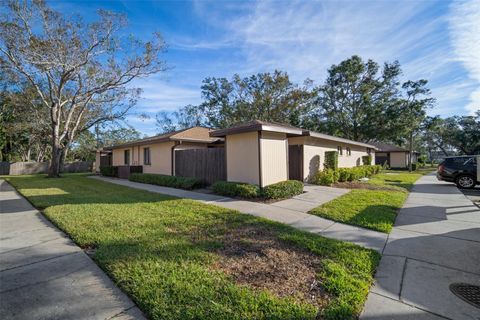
[0,180,145,320]
[361,174,480,320]
[91,176,388,252]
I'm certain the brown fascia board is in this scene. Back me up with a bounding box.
[305,131,378,149]
[210,123,304,137]
[170,137,224,143]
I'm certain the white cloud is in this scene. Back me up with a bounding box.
[192,0,477,116]
[130,75,202,113]
[449,0,480,115]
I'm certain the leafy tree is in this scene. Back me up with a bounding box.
[198,70,316,128]
[423,116,452,157]
[310,55,403,142]
[0,85,50,161]
[156,104,204,133]
[68,126,142,161]
[399,80,435,171]
[0,0,166,176]
[449,111,480,154]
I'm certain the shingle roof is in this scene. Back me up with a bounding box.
[209,120,377,149]
[104,127,222,150]
[369,142,410,152]
[209,120,305,137]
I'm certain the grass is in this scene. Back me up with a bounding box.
[310,169,432,233]
[4,173,380,320]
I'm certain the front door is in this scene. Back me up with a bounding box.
[288,145,303,181]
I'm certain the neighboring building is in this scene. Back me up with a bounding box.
[210,121,376,186]
[370,142,418,168]
[98,120,377,187]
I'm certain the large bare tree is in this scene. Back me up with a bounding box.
[0,0,166,176]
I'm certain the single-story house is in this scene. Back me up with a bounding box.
[370,142,418,168]
[98,120,377,187]
[101,126,223,175]
[210,120,376,186]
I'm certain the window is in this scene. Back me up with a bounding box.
[346,147,351,156]
[124,149,130,165]
[143,147,151,165]
[337,146,343,156]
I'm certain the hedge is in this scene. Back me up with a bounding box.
[311,165,383,186]
[129,173,202,190]
[212,181,261,198]
[362,155,372,165]
[100,166,118,177]
[310,169,338,186]
[262,180,304,200]
[324,151,338,170]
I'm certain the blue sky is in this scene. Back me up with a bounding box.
[52,0,480,136]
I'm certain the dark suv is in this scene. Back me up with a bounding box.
[437,156,478,189]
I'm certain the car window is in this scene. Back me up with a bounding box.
[446,157,474,166]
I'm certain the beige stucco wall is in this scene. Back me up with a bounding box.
[112,148,127,166]
[390,152,407,168]
[260,131,288,187]
[141,142,175,175]
[111,142,174,175]
[226,131,260,185]
[288,136,374,181]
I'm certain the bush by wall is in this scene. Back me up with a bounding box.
[311,169,338,186]
[362,155,372,166]
[100,166,118,177]
[411,163,418,171]
[262,180,304,200]
[212,181,261,198]
[418,155,427,164]
[129,173,202,190]
[312,165,383,185]
[324,151,338,170]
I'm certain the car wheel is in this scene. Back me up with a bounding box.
[455,175,475,189]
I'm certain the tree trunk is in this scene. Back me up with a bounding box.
[48,119,62,177]
[408,130,413,172]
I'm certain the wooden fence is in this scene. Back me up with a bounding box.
[117,165,143,179]
[0,161,94,175]
[175,148,226,185]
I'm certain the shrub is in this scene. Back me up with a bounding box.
[362,155,372,165]
[262,180,304,200]
[324,151,338,170]
[129,173,202,190]
[411,163,418,171]
[212,181,260,198]
[100,166,118,177]
[418,155,427,164]
[322,165,383,183]
[311,169,338,186]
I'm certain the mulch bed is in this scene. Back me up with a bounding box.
[196,226,330,311]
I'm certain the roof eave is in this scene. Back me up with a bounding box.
[209,123,304,137]
[306,131,377,149]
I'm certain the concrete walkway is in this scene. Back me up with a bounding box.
[0,180,145,320]
[91,176,388,252]
[361,174,480,320]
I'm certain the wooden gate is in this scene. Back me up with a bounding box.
[288,145,303,181]
[175,148,226,185]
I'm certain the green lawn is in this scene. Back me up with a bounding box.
[5,173,380,320]
[310,170,430,233]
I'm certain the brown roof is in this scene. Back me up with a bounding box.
[210,120,377,149]
[369,142,418,153]
[104,127,222,150]
[209,120,305,137]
